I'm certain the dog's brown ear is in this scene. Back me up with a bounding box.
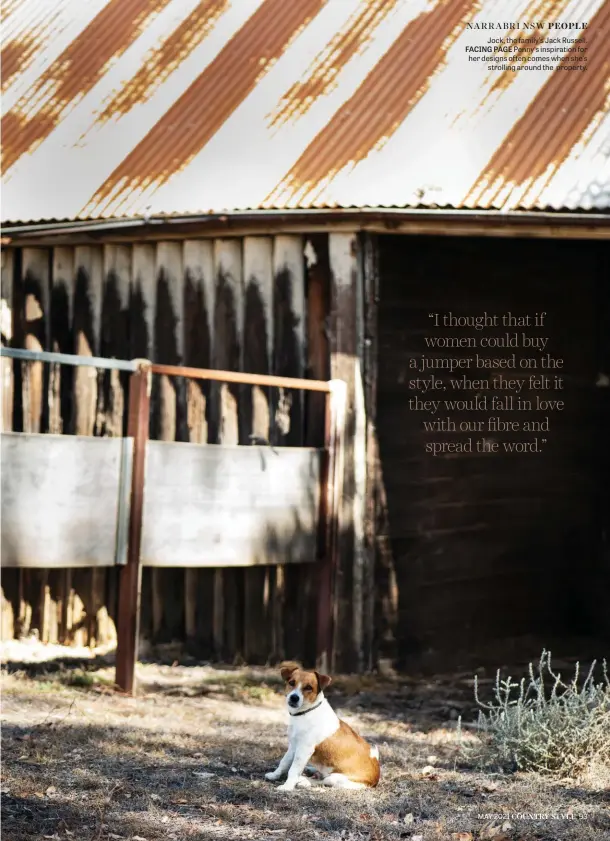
[316,672,332,691]
[280,661,300,681]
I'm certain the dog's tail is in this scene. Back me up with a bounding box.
[370,744,380,761]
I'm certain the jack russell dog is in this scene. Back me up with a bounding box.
[265,662,380,791]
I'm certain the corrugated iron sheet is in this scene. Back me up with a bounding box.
[2,0,609,222]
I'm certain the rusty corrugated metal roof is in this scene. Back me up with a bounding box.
[2,0,609,222]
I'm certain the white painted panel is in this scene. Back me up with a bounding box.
[1,432,132,568]
[141,442,321,567]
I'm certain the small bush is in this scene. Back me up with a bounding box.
[462,650,610,778]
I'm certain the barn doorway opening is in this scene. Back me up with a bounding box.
[375,234,610,671]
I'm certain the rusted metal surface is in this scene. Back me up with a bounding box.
[96,0,229,125]
[268,0,479,207]
[2,0,173,172]
[150,362,332,392]
[484,0,574,98]
[316,390,333,671]
[1,1,69,93]
[269,0,402,130]
[0,347,332,390]
[467,1,610,209]
[115,364,151,695]
[2,35,37,92]
[2,0,609,221]
[89,0,326,215]
[1,1,23,21]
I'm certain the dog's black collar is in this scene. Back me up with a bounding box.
[289,699,323,717]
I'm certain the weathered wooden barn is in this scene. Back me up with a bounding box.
[2,0,610,672]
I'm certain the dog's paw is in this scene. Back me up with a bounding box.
[277,782,296,792]
[295,776,312,789]
[265,771,281,782]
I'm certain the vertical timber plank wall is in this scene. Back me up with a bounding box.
[596,249,610,641]
[130,244,156,645]
[50,248,74,435]
[19,249,51,641]
[183,240,215,650]
[101,246,131,437]
[20,249,50,435]
[152,242,185,640]
[99,244,132,641]
[51,247,75,644]
[2,235,339,668]
[73,246,104,646]
[242,236,274,662]
[273,236,306,661]
[304,236,330,667]
[362,234,379,671]
[213,239,244,661]
[73,247,102,437]
[130,245,156,365]
[328,233,367,672]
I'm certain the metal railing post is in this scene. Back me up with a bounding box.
[115,361,151,694]
[316,391,333,673]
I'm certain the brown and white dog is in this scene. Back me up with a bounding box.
[265,662,380,791]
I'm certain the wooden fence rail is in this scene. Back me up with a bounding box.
[0,347,346,693]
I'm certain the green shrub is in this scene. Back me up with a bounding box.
[463,650,610,778]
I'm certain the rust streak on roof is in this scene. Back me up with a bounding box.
[267,0,477,206]
[1,5,68,94]
[3,0,607,219]
[1,36,37,91]
[269,0,401,130]
[88,0,327,214]
[96,0,229,124]
[467,0,610,208]
[1,1,21,23]
[1,0,173,172]
[486,0,573,97]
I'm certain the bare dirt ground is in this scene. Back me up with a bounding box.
[1,641,609,841]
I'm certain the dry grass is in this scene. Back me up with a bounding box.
[464,652,610,781]
[1,647,609,841]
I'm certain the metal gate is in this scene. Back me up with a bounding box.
[0,347,347,691]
